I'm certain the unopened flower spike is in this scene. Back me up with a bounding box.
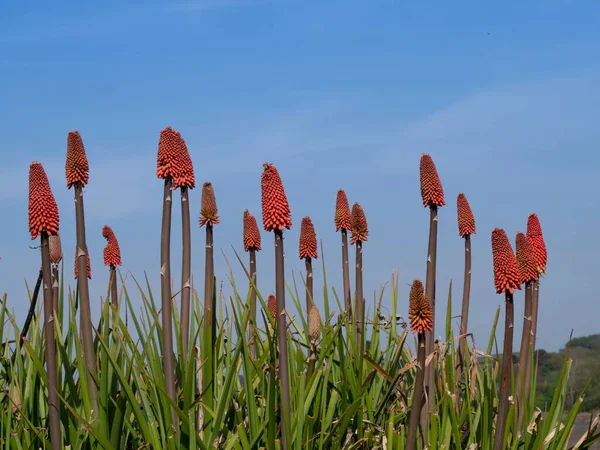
[409,278,433,334]
[261,162,292,232]
[102,225,122,267]
[299,216,318,259]
[28,162,60,240]
[350,203,368,244]
[199,182,220,227]
[420,153,445,208]
[334,189,351,232]
[457,193,476,237]
[491,228,521,294]
[243,209,262,252]
[66,131,90,188]
[526,213,547,275]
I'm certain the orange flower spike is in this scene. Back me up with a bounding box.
[419,153,445,208]
[49,235,63,264]
[457,193,476,237]
[65,131,90,188]
[261,162,292,232]
[172,134,195,190]
[515,232,538,284]
[74,250,92,280]
[408,278,433,335]
[526,213,547,275]
[350,203,368,245]
[199,182,220,227]
[28,162,60,240]
[267,294,277,320]
[491,228,521,294]
[334,189,351,232]
[102,225,122,267]
[156,126,182,180]
[243,209,262,252]
[299,216,318,260]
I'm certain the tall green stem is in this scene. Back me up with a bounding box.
[456,234,471,392]
[203,224,215,436]
[109,266,118,307]
[74,183,99,417]
[493,292,515,450]
[355,240,364,352]
[530,281,540,357]
[41,233,61,450]
[516,281,533,431]
[275,230,291,449]
[423,205,438,430]
[180,186,191,359]
[249,249,257,359]
[160,178,176,424]
[407,333,426,450]
[341,229,352,316]
[305,257,313,312]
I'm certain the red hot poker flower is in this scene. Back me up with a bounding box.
[65,130,90,188]
[350,203,368,244]
[267,294,277,320]
[102,225,122,267]
[420,153,445,208]
[261,163,292,232]
[457,193,476,237]
[491,228,521,294]
[74,249,92,280]
[515,232,538,284]
[49,234,63,264]
[172,134,195,190]
[156,126,181,180]
[409,278,433,335]
[28,162,60,240]
[526,213,547,275]
[334,189,351,232]
[299,216,318,260]
[243,209,261,252]
[199,182,220,227]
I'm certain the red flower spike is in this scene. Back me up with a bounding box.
[267,294,277,320]
[199,182,220,227]
[74,248,92,280]
[102,225,122,267]
[491,228,521,294]
[65,130,90,188]
[49,235,63,264]
[409,278,433,335]
[334,189,351,232]
[419,153,445,208]
[350,203,368,245]
[515,232,538,284]
[526,213,547,275]
[299,216,318,260]
[243,209,261,252]
[28,162,60,240]
[172,135,195,189]
[156,126,181,180]
[261,163,292,232]
[457,193,476,237]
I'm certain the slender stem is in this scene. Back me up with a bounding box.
[307,343,317,379]
[355,240,364,352]
[530,281,540,357]
[523,282,536,400]
[516,280,533,431]
[41,233,61,450]
[274,230,291,449]
[74,183,99,417]
[203,224,215,436]
[52,264,59,318]
[305,257,313,312]
[249,249,257,359]
[407,333,426,450]
[456,234,472,393]
[493,292,515,450]
[180,186,191,359]
[423,205,438,428]
[20,268,43,344]
[160,178,176,424]
[109,266,118,307]
[341,229,352,316]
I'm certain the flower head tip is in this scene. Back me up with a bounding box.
[66,130,90,188]
[28,162,60,240]
[420,153,445,208]
[243,209,262,252]
[261,163,292,232]
[526,213,547,275]
[350,203,368,244]
[409,278,433,334]
[491,228,521,294]
[102,225,122,267]
[199,181,220,227]
[334,189,351,232]
[457,193,476,237]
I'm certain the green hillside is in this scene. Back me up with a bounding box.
[533,334,600,412]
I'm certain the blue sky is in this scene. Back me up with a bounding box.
[1,0,599,352]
